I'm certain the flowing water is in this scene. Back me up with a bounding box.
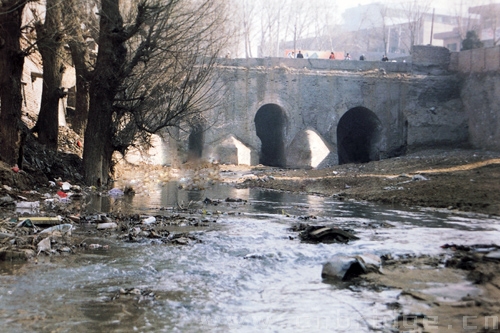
[1,183,500,333]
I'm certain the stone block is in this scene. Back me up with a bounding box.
[215,135,256,166]
[449,52,459,71]
[471,48,485,72]
[458,50,472,72]
[485,46,500,72]
[286,129,333,169]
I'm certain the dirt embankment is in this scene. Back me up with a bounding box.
[235,148,500,217]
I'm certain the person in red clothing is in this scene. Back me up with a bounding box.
[329,52,335,59]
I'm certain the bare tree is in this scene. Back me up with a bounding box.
[399,0,432,53]
[474,0,500,46]
[309,0,338,51]
[0,0,36,167]
[286,0,312,56]
[63,0,99,136]
[229,0,255,58]
[83,0,229,186]
[450,0,477,44]
[31,0,66,149]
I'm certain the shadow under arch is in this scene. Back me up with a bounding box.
[254,104,286,167]
[187,122,205,162]
[337,106,382,165]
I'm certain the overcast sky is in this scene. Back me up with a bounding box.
[338,0,500,15]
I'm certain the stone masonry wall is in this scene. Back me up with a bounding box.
[186,52,467,167]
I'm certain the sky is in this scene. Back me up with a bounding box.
[337,0,499,16]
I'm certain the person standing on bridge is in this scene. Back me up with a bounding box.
[344,53,351,60]
[296,50,304,58]
[359,54,366,61]
[329,52,336,59]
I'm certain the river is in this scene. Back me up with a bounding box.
[1,182,499,332]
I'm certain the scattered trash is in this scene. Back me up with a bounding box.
[88,244,109,250]
[57,190,68,198]
[15,201,40,213]
[412,174,428,181]
[485,250,500,261]
[23,216,63,226]
[16,219,35,228]
[108,188,124,197]
[0,195,15,207]
[11,165,19,173]
[39,223,74,235]
[97,222,118,230]
[37,237,51,255]
[141,216,156,225]
[322,254,382,281]
[0,232,15,239]
[61,182,71,191]
[67,215,81,223]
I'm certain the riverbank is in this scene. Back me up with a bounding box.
[230,148,500,217]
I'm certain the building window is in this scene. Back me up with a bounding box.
[447,43,457,51]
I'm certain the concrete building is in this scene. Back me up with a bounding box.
[341,3,458,54]
[434,28,464,52]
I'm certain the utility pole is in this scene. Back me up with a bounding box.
[430,8,435,45]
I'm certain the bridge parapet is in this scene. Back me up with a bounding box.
[217,56,411,73]
[217,46,461,76]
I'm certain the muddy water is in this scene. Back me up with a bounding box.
[1,183,500,332]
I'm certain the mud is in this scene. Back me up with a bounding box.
[234,148,500,217]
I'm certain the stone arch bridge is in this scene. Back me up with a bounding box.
[148,46,467,169]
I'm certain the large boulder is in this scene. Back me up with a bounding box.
[322,254,382,281]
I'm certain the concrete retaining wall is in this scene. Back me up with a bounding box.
[451,46,500,73]
[451,46,500,151]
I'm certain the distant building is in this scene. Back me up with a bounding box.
[434,28,463,51]
[469,3,500,47]
[341,3,458,54]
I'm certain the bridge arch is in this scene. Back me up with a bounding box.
[254,103,287,167]
[337,106,382,165]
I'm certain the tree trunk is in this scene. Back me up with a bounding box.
[65,0,92,137]
[83,0,127,186]
[0,1,27,166]
[33,0,65,150]
[69,52,90,137]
